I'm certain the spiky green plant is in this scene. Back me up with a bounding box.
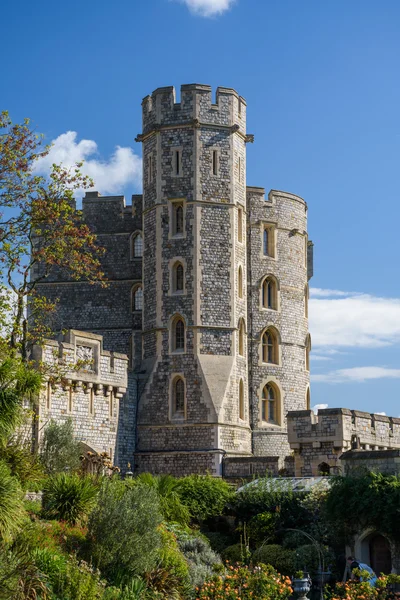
[0,460,26,542]
[42,472,98,525]
[136,473,190,525]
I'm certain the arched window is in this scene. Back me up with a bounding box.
[318,462,331,476]
[262,383,279,424]
[306,387,311,411]
[305,334,311,371]
[238,319,245,356]
[173,262,184,293]
[172,376,185,417]
[131,232,143,258]
[132,285,143,311]
[262,277,277,309]
[238,266,243,299]
[262,329,278,364]
[172,317,185,352]
[304,284,309,318]
[263,228,269,256]
[239,379,244,420]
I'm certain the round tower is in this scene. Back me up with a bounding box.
[246,188,311,467]
[135,84,252,476]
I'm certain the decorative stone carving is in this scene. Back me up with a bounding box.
[76,345,94,371]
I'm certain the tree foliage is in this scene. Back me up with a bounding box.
[177,474,234,522]
[0,460,26,542]
[40,418,82,474]
[0,111,105,355]
[135,473,190,525]
[326,471,400,543]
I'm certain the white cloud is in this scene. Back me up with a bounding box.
[309,289,400,349]
[176,0,235,17]
[311,355,332,361]
[312,366,400,384]
[33,131,142,196]
[311,403,328,414]
[375,412,387,416]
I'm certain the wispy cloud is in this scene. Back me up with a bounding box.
[311,355,332,362]
[33,131,142,196]
[309,289,400,349]
[312,366,400,384]
[176,0,235,17]
[311,403,329,414]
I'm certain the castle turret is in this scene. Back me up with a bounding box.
[246,188,312,467]
[135,84,252,476]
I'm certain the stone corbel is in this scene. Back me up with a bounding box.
[94,383,103,396]
[245,133,254,143]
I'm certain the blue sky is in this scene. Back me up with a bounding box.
[3,0,400,415]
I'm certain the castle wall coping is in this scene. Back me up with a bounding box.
[83,194,125,204]
[352,409,374,418]
[246,186,265,194]
[340,449,400,460]
[269,189,306,206]
[223,456,279,464]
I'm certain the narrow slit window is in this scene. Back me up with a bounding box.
[174,203,184,235]
[173,377,185,416]
[174,263,184,292]
[238,207,243,242]
[239,379,244,420]
[148,155,153,184]
[109,390,113,418]
[46,383,52,410]
[238,156,241,182]
[212,150,218,175]
[263,228,269,256]
[238,266,243,299]
[239,320,245,356]
[175,150,180,176]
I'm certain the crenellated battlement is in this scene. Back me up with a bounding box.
[140,83,246,136]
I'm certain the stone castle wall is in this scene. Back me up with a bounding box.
[247,188,311,466]
[287,408,400,476]
[33,330,128,461]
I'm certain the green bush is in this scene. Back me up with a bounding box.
[0,460,26,542]
[202,531,237,555]
[177,474,234,522]
[220,543,245,563]
[146,525,191,598]
[179,534,221,588]
[0,543,49,600]
[88,479,163,582]
[252,544,295,575]
[40,418,82,474]
[0,438,45,490]
[51,556,105,600]
[103,579,148,600]
[246,511,278,545]
[33,546,67,583]
[42,472,98,524]
[135,473,190,525]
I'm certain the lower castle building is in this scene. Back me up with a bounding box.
[34,83,314,476]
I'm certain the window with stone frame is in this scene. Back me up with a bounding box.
[263,225,275,257]
[212,149,218,176]
[131,232,143,259]
[172,376,185,417]
[172,203,184,236]
[173,262,184,293]
[238,319,245,356]
[262,276,277,310]
[239,379,245,420]
[173,149,182,176]
[262,329,278,364]
[132,285,143,312]
[238,266,243,299]
[172,317,185,353]
[238,206,243,243]
[262,383,279,424]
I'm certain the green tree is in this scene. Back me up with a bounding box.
[88,479,163,582]
[177,474,234,522]
[0,111,105,357]
[40,418,82,474]
[0,461,26,542]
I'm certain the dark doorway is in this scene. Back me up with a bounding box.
[318,462,330,476]
[370,534,392,575]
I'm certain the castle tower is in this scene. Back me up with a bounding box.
[135,84,252,476]
[246,188,312,467]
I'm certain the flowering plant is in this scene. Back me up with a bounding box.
[325,573,400,600]
[196,562,292,599]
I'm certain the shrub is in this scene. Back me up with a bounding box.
[177,474,234,522]
[202,531,237,555]
[88,479,163,582]
[103,579,148,600]
[179,535,221,588]
[197,562,292,599]
[0,460,26,542]
[0,437,45,490]
[42,472,98,524]
[252,544,295,575]
[135,473,190,525]
[50,556,105,600]
[220,543,245,563]
[0,543,49,600]
[32,546,67,584]
[324,574,400,599]
[40,418,82,474]
[246,511,278,545]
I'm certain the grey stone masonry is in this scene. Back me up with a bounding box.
[32,330,128,461]
[247,188,311,468]
[340,449,400,476]
[287,408,400,476]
